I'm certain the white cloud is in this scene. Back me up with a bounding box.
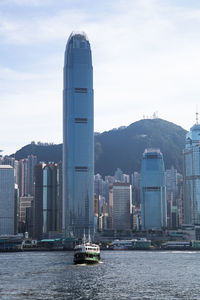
[0,0,51,7]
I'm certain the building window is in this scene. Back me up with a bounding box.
[75,118,88,123]
[74,88,87,93]
[75,166,88,172]
[146,154,159,159]
[144,187,161,191]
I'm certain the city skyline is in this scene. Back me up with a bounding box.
[1,0,200,154]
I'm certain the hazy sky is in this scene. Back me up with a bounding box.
[1,0,200,155]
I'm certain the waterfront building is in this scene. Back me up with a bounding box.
[131,171,141,208]
[183,118,200,225]
[132,207,141,230]
[27,155,37,196]
[177,173,184,226]
[25,204,34,238]
[14,160,20,187]
[166,167,177,228]
[1,156,20,186]
[14,184,19,234]
[165,166,183,228]
[112,183,132,231]
[141,149,166,230]
[1,155,15,167]
[63,32,94,238]
[18,155,37,197]
[19,196,34,227]
[0,165,15,235]
[42,163,62,237]
[33,163,43,239]
[34,163,62,239]
[19,158,28,197]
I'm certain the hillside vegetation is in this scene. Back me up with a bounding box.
[13,118,187,176]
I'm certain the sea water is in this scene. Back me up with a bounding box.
[0,250,200,299]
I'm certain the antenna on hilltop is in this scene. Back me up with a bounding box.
[196,105,199,124]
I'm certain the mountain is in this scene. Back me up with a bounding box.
[95,118,187,176]
[13,143,62,163]
[13,118,187,176]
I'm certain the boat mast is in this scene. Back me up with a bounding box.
[83,229,86,245]
[88,228,91,244]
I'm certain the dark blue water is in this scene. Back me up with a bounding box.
[0,250,200,299]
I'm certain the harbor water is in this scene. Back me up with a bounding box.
[1,250,200,299]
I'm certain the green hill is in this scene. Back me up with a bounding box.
[13,118,187,176]
[13,143,62,163]
[95,118,186,176]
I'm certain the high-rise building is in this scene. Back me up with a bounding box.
[43,163,62,237]
[112,183,132,230]
[183,119,200,225]
[18,155,37,197]
[33,163,62,239]
[14,184,19,234]
[0,165,15,235]
[165,166,183,228]
[0,156,19,186]
[19,158,28,197]
[141,149,166,230]
[19,196,34,226]
[63,32,94,238]
[131,171,141,208]
[33,163,43,239]
[27,155,37,196]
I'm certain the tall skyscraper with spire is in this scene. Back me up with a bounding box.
[62,32,94,238]
[183,113,200,225]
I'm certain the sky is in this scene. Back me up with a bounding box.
[1,0,200,155]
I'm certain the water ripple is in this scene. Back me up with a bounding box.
[0,251,200,299]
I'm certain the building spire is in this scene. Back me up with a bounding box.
[196,105,199,125]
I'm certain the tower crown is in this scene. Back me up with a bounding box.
[69,31,88,41]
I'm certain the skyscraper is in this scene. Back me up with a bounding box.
[183,119,200,225]
[63,32,94,238]
[34,162,62,239]
[112,183,132,231]
[141,149,166,230]
[0,165,15,235]
[165,166,182,228]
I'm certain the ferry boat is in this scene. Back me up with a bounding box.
[110,238,151,250]
[74,234,100,264]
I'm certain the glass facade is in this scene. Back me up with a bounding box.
[112,183,132,230]
[141,149,166,230]
[0,166,14,235]
[183,123,200,225]
[42,164,61,235]
[63,32,94,238]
